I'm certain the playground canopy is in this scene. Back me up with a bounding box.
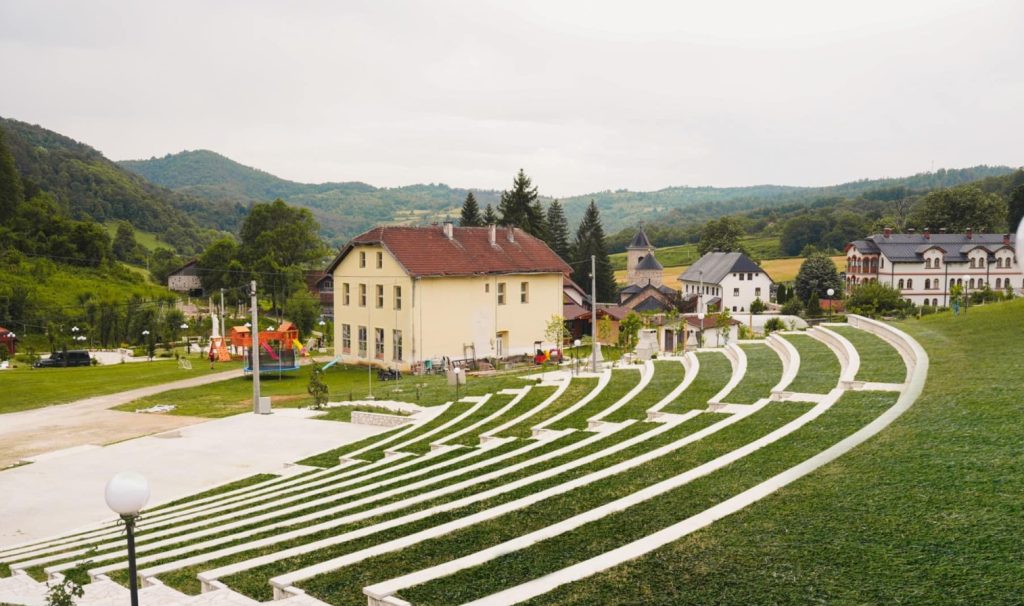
[230,322,301,373]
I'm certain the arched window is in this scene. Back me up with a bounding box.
[969,278,975,289]
[970,258,976,268]
[898,279,905,289]
[907,279,913,289]
[925,259,932,269]
[995,278,1002,289]
[924,279,930,290]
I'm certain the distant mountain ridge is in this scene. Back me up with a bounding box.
[120,150,502,244]
[121,149,1016,247]
[0,118,241,254]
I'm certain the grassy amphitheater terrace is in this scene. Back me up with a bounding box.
[2,302,1022,605]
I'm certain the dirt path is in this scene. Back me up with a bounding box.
[0,368,246,468]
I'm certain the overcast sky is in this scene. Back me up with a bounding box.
[1,0,1021,196]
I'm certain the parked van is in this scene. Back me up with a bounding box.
[33,350,92,368]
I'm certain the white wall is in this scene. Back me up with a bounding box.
[720,272,772,312]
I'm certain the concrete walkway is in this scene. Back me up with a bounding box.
[0,368,246,468]
[0,408,390,547]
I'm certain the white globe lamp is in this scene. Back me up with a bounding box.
[105,471,149,606]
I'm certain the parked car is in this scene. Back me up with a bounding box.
[33,350,92,368]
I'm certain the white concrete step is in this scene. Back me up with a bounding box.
[0,571,47,606]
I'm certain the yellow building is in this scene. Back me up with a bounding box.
[326,223,571,370]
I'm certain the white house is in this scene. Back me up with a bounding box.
[845,228,1022,306]
[167,260,203,295]
[678,252,773,313]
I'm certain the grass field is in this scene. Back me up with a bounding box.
[613,256,845,288]
[609,236,783,270]
[0,359,242,414]
[116,364,542,418]
[510,298,1024,605]
[104,221,165,252]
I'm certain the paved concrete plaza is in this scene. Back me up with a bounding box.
[0,409,389,546]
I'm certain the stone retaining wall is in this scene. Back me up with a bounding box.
[351,411,414,427]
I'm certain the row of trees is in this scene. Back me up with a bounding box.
[460,170,618,301]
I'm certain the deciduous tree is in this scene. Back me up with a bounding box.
[697,217,745,256]
[908,185,1007,233]
[794,253,843,303]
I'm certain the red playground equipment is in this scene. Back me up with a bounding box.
[229,322,302,374]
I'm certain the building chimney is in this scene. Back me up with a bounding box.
[939,227,947,234]
[923,228,930,240]
[907,228,915,234]
[506,226,515,243]
[488,223,497,245]
[442,220,454,240]
[966,227,973,240]
[1004,233,1011,245]
[883,227,892,238]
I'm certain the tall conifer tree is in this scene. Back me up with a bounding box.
[545,200,572,261]
[483,203,498,224]
[459,191,483,226]
[497,168,545,238]
[572,200,618,302]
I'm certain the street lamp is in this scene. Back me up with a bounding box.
[826,288,835,321]
[962,274,970,314]
[573,338,581,376]
[696,311,705,349]
[318,319,327,350]
[104,472,150,606]
[453,366,462,400]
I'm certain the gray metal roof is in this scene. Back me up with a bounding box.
[848,233,1014,262]
[635,252,663,270]
[627,228,653,250]
[678,252,767,284]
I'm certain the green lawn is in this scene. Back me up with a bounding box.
[498,378,599,438]
[548,369,642,429]
[0,359,241,414]
[661,352,732,413]
[603,361,686,422]
[780,334,841,394]
[724,344,783,404]
[115,364,539,418]
[829,325,908,384]
[498,299,1024,605]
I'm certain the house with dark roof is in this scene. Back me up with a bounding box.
[326,223,571,370]
[678,252,773,313]
[305,271,335,320]
[167,260,203,295]
[618,227,684,314]
[845,228,1021,306]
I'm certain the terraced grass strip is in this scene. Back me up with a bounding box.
[402,392,897,605]
[549,369,641,429]
[724,344,784,404]
[780,334,841,394]
[829,326,907,383]
[498,378,599,438]
[147,474,283,512]
[450,387,557,446]
[662,352,731,413]
[279,406,806,606]
[296,425,409,467]
[604,361,685,422]
[403,395,514,453]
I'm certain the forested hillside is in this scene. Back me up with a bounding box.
[121,150,1014,248]
[121,150,502,244]
[0,118,241,254]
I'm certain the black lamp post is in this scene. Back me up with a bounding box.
[105,472,150,606]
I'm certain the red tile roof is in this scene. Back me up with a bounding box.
[326,225,572,278]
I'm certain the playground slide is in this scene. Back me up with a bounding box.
[292,338,307,356]
[260,341,280,360]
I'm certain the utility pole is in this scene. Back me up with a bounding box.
[220,288,226,341]
[250,280,262,413]
[590,255,598,373]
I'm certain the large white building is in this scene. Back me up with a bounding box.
[678,252,773,313]
[845,228,1022,306]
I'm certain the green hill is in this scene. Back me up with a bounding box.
[120,150,1016,247]
[120,150,502,245]
[0,118,239,254]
